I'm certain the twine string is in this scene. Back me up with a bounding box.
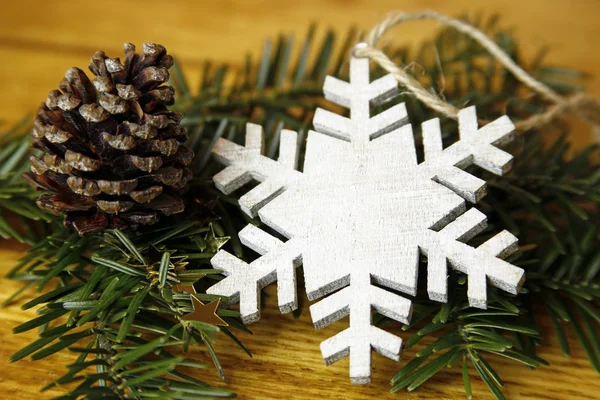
[354,10,600,132]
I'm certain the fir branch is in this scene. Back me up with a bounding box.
[388,278,546,398]
[9,221,243,399]
[485,132,600,375]
[0,116,49,244]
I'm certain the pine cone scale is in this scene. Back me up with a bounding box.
[97,178,138,195]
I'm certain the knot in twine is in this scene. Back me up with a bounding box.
[354,10,600,133]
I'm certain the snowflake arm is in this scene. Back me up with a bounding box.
[422,208,524,308]
[208,224,301,323]
[309,277,412,384]
[321,69,398,108]
[421,106,515,203]
[212,123,301,217]
[314,57,408,143]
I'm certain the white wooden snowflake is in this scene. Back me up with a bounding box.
[207,51,525,384]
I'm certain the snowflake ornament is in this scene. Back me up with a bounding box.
[207,47,525,384]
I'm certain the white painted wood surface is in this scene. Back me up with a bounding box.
[208,47,525,384]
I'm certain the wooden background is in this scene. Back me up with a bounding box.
[1,0,599,399]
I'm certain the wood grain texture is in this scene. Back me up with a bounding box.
[1,0,599,399]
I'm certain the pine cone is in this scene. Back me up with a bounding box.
[24,43,194,235]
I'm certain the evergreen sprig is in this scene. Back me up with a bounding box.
[387,286,545,398]
[1,14,598,399]
[0,115,50,244]
[7,219,245,399]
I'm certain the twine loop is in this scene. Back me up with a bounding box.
[355,10,600,133]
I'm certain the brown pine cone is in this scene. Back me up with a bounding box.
[23,43,194,235]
